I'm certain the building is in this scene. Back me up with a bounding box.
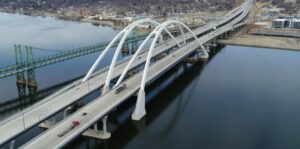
[272,16,300,29]
[272,19,290,28]
[292,19,300,29]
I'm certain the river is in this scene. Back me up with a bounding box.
[1,12,300,149]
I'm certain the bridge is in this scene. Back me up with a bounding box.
[0,0,254,148]
[0,25,200,80]
[0,33,146,83]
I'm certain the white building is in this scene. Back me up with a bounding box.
[292,19,300,29]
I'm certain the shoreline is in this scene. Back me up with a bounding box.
[0,9,124,29]
[217,35,300,51]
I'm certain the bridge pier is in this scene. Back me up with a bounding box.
[25,46,37,90]
[206,43,211,53]
[199,43,209,59]
[9,140,15,149]
[213,38,216,46]
[184,57,199,64]
[39,117,56,129]
[121,43,129,53]
[163,33,169,41]
[132,89,146,121]
[225,32,228,38]
[131,41,139,54]
[159,35,164,44]
[16,81,26,100]
[63,108,69,119]
[127,70,138,77]
[82,116,111,139]
[14,45,27,98]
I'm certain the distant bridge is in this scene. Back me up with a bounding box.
[0,34,146,79]
[0,25,201,80]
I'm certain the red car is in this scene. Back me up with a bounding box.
[72,120,80,127]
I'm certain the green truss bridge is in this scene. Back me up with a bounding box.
[0,25,200,88]
[0,34,148,80]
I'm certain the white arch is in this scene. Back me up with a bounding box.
[82,19,180,93]
[82,19,157,83]
[131,20,209,120]
[114,21,196,87]
[116,20,209,87]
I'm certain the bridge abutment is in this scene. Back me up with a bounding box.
[82,116,111,139]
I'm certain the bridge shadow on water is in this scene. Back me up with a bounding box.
[64,46,224,149]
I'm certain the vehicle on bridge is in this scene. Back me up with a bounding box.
[115,84,127,94]
[57,120,80,137]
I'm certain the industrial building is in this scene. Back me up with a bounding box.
[272,18,290,28]
[272,16,300,29]
[292,19,300,29]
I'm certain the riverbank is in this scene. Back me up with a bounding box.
[0,7,213,30]
[0,8,125,29]
[80,18,125,29]
[217,35,300,51]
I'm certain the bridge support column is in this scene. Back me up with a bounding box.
[82,116,111,140]
[199,42,209,59]
[16,82,26,100]
[14,45,27,98]
[159,35,164,44]
[198,45,209,62]
[51,117,56,124]
[9,140,15,149]
[101,116,110,138]
[185,56,199,64]
[203,44,210,55]
[132,89,146,121]
[122,43,129,54]
[39,117,56,129]
[25,46,37,90]
[63,108,69,119]
[131,41,139,54]
[94,123,98,132]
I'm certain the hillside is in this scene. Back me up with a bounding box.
[0,0,298,19]
[257,0,300,14]
[0,0,236,17]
